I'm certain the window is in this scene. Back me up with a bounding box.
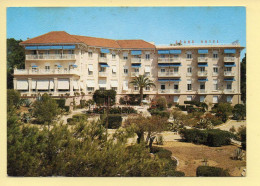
[145,54,150,60]
[174,83,179,90]
[145,86,150,91]
[100,87,106,91]
[145,66,151,76]
[187,80,192,91]
[80,50,84,55]
[45,65,50,71]
[200,67,205,72]
[173,67,179,73]
[87,87,94,92]
[226,67,232,72]
[134,86,139,91]
[213,79,218,90]
[160,54,165,58]
[112,87,117,91]
[124,68,128,74]
[187,96,192,101]
[88,71,93,75]
[174,96,179,103]
[112,53,116,59]
[187,51,192,59]
[68,50,74,54]
[161,68,166,73]
[45,51,50,55]
[213,96,218,103]
[55,50,60,54]
[123,52,128,60]
[200,96,205,102]
[88,52,93,58]
[200,82,205,90]
[173,55,179,58]
[187,66,192,74]
[161,84,165,90]
[227,82,232,89]
[227,96,232,103]
[100,67,105,72]
[213,66,218,74]
[112,66,116,75]
[100,53,105,57]
[88,64,93,75]
[134,68,139,73]
[200,54,206,57]
[213,53,218,58]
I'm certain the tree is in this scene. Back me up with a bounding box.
[32,93,60,124]
[156,96,167,110]
[212,103,233,122]
[130,75,155,105]
[241,53,246,104]
[86,99,95,111]
[7,89,21,111]
[232,104,246,120]
[93,90,116,106]
[7,38,25,89]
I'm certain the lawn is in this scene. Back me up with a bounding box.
[158,141,246,177]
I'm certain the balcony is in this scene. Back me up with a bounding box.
[131,58,141,63]
[158,72,181,77]
[212,72,219,76]
[99,57,107,62]
[224,89,235,93]
[224,71,235,76]
[158,57,181,63]
[131,72,140,77]
[224,57,235,62]
[26,54,75,60]
[197,71,208,77]
[198,57,208,62]
[98,72,108,77]
[186,72,192,77]
[159,89,181,94]
[198,89,207,94]
[14,68,80,76]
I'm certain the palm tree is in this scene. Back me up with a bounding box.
[130,75,155,105]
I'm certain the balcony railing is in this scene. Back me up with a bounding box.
[26,54,75,60]
[99,57,107,62]
[224,71,235,76]
[198,57,208,62]
[198,89,207,93]
[158,57,181,63]
[186,72,192,76]
[131,72,140,77]
[131,58,141,63]
[159,89,181,94]
[197,71,208,76]
[98,72,108,77]
[14,68,80,75]
[158,72,181,77]
[212,72,219,76]
[224,57,235,62]
[224,89,235,93]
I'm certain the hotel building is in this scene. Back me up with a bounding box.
[13,31,244,105]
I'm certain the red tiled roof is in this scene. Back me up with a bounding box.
[116,40,155,49]
[20,31,156,49]
[72,35,121,48]
[20,31,82,44]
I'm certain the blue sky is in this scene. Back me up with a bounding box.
[7,7,246,58]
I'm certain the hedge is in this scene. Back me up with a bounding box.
[56,99,66,108]
[102,114,122,129]
[180,129,232,147]
[196,166,230,177]
[148,109,170,119]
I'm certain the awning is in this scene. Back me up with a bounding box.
[224,63,236,67]
[198,49,208,54]
[87,80,95,87]
[198,63,208,67]
[198,78,208,82]
[169,78,181,82]
[99,80,106,88]
[158,63,181,67]
[73,80,79,89]
[50,45,63,50]
[100,63,109,67]
[49,80,54,89]
[88,65,93,71]
[158,50,169,54]
[224,78,235,81]
[111,80,118,87]
[131,64,141,68]
[72,64,78,68]
[32,65,38,68]
[25,46,38,50]
[57,65,62,68]
[145,66,151,72]
[131,50,142,55]
[169,50,181,54]
[101,48,110,53]
[37,80,49,90]
[38,46,51,50]
[112,66,117,72]
[99,84,106,88]
[123,81,128,90]
[32,80,37,89]
[17,80,28,90]
[224,49,236,54]
[58,79,70,90]
[63,45,75,49]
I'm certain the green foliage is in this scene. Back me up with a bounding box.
[237,126,246,150]
[93,106,137,114]
[180,129,232,147]
[196,166,230,177]
[7,38,25,89]
[102,114,122,129]
[241,54,246,103]
[149,110,170,119]
[55,99,66,108]
[33,93,60,124]
[93,90,116,106]
[7,89,21,110]
[80,100,86,108]
[64,106,70,112]
[156,97,167,110]
[212,103,233,122]
[232,104,246,120]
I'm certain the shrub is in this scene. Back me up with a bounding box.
[7,89,21,109]
[72,114,87,121]
[167,102,173,108]
[80,100,86,108]
[55,99,66,108]
[93,90,116,106]
[156,97,167,110]
[67,118,75,124]
[196,166,230,177]
[64,106,70,112]
[149,109,170,119]
[103,114,122,129]
[212,103,233,122]
[119,97,125,105]
[232,104,246,120]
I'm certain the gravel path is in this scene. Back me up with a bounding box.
[214,120,246,131]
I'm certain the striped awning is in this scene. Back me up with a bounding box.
[17,80,28,90]
[158,63,181,67]
[198,78,208,82]
[224,78,235,81]
[224,49,236,54]
[131,50,142,55]
[131,64,141,68]
[169,50,181,54]
[198,63,208,67]
[100,63,109,67]
[101,48,110,53]
[224,63,236,67]
[198,49,208,54]
[158,50,169,54]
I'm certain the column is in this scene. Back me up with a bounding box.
[13,78,17,90]
[69,78,73,96]
[28,78,32,96]
[54,78,58,96]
